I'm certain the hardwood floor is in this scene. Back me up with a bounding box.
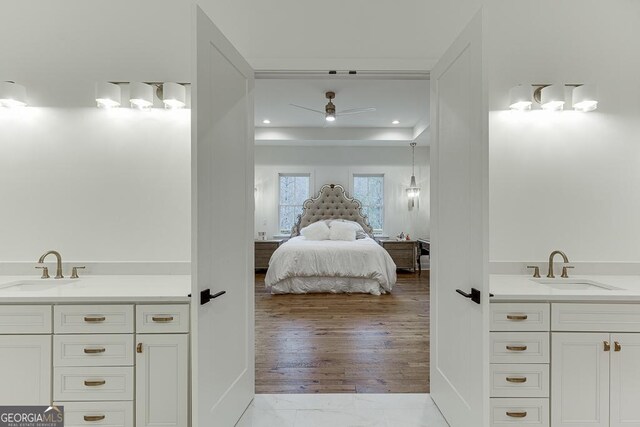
[255,271,430,394]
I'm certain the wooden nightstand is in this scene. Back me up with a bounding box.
[254,239,284,270]
[379,240,417,272]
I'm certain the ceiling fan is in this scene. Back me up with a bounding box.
[290,91,376,122]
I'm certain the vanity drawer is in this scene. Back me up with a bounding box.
[54,305,133,334]
[54,335,134,367]
[490,364,549,398]
[490,332,549,364]
[0,305,52,334]
[552,303,640,332]
[490,398,549,427]
[136,304,189,333]
[54,401,133,427]
[54,366,133,401]
[491,303,550,332]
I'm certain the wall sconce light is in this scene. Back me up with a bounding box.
[572,84,598,112]
[509,85,532,111]
[407,142,420,210]
[95,82,121,108]
[129,82,154,109]
[538,84,565,111]
[161,82,186,109]
[0,81,27,108]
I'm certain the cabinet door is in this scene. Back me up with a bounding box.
[551,332,610,427]
[0,335,51,404]
[136,334,188,427]
[611,333,640,427]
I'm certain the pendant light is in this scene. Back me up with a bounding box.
[407,142,420,210]
[0,81,27,108]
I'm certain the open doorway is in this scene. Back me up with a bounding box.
[252,73,431,394]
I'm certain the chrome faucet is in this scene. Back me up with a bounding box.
[547,250,569,278]
[38,250,64,279]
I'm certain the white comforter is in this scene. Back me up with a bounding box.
[265,236,397,294]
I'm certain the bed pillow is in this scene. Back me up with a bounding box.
[300,221,331,240]
[329,221,357,241]
[329,219,368,239]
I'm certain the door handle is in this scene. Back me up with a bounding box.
[455,288,481,305]
[200,289,227,305]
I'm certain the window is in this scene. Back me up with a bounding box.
[353,174,384,233]
[279,174,310,234]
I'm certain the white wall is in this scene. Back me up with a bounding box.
[486,0,640,264]
[254,145,429,239]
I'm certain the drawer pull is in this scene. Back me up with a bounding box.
[84,415,106,422]
[152,316,174,323]
[604,341,611,352]
[506,376,527,383]
[84,316,106,323]
[615,341,622,352]
[84,380,106,387]
[506,314,528,321]
[506,345,528,352]
[83,347,106,354]
[137,343,143,353]
[506,411,527,418]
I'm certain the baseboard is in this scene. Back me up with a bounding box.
[490,261,640,276]
[0,261,191,276]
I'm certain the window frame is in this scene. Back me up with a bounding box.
[277,172,312,235]
[351,173,385,234]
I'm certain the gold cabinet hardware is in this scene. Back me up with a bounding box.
[614,341,622,352]
[506,376,527,383]
[506,411,527,418]
[83,347,106,354]
[506,314,528,321]
[604,341,611,352]
[84,380,106,387]
[506,345,528,352]
[137,343,143,353]
[84,316,106,323]
[152,316,174,322]
[83,415,106,422]
[526,265,540,278]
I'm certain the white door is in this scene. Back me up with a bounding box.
[0,335,51,404]
[191,5,255,427]
[429,11,489,427]
[551,332,610,427]
[611,333,640,427]
[136,334,188,427]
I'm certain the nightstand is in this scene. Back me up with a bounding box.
[254,239,284,270]
[379,240,417,272]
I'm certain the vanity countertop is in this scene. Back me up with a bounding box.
[0,275,191,303]
[491,274,640,302]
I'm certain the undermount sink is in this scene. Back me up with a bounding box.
[0,279,75,292]
[532,278,621,291]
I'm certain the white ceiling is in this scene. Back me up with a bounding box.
[255,78,429,128]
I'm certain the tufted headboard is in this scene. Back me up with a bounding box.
[290,184,374,237]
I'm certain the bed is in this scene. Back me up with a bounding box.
[265,184,397,295]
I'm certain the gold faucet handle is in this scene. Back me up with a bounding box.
[71,266,86,279]
[35,266,50,279]
[527,265,541,278]
[561,265,574,278]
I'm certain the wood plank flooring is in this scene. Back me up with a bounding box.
[255,271,430,394]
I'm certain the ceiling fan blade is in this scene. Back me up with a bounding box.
[336,107,377,116]
[289,104,325,114]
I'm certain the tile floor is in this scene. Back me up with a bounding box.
[235,393,449,427]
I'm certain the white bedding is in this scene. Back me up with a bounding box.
[265,236,397,295]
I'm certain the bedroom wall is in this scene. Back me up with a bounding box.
[486,0,640,266]
[254,145,430,240]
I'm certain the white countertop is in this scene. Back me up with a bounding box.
[491,274,640,302]
[0,275,191,303]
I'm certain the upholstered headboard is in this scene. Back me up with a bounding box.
[290,184,374,237]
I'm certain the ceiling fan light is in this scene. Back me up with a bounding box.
[325,113,336,122]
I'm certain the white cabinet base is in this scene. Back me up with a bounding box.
[0,334,51,404]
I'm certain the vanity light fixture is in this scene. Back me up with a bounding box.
[0,81,27,108]
[262,119,271,124]
[406,142,420,210]
[508,85,532,111]
[539,84,565,111]
[95,82,121,108]
[161,82,186,109]
[572,84,598,112]
[129,82,153,109]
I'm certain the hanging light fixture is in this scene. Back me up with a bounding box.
[95,82,121,108]
[407,142,420,210]
[0,81,27,108]
[129,82,153,109]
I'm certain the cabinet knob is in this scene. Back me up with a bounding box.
[614,341,622,352]
[137,343,143,353]
[604,341,611,352]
